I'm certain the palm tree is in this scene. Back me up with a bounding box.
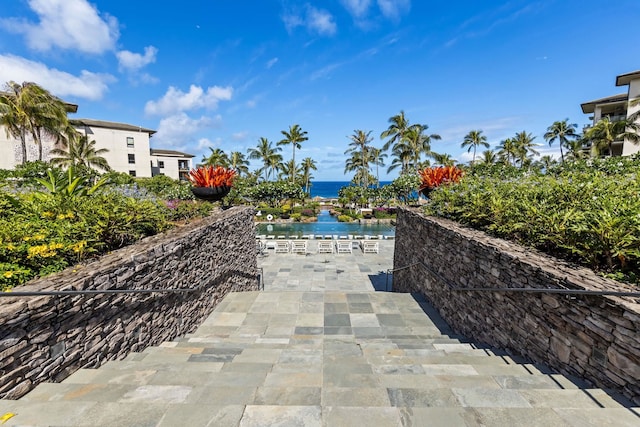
[202,148,230,167]
[584,117,640,157]
[461,130,489,164]
[510,131,539,167]
[278,124,308,182]
[404,124,441,171]
[497,138,517,166]
[0,81,70,164]
[565,138,587,161]
[370,147,387,188]
[344,130,373,188]
[544,119,578,163]
[300,157,317,194]
[247,137,282,181]
[479,149,496,164]
[50,133,111,172]
[380,111,410,152]
[431,152,456,166]
[537,155,557,171]
[229,151,250,175]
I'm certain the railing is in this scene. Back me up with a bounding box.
[386,260,640,298]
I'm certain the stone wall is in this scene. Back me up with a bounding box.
[393,207,640,404]
[0,206,259,399]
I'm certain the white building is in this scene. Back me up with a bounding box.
[0,114,194,178]
[581,70,640,156]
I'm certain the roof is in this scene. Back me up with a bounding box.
[70,118,156,135]
[616,70,640,86]
[150,148,195,158]
[580,93,628,114]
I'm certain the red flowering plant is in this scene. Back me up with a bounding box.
[188,166,237,188]
[418,166,464,197]
[188,166,237,201]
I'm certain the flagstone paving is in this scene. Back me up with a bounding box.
[1,241,638,426]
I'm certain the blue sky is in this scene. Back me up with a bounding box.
[0,0,639,180]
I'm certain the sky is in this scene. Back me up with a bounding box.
[0,0,639,181]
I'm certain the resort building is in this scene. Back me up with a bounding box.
[0,110,194,178]
[581,70,640,156]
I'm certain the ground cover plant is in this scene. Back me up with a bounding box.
[424,156,640,284]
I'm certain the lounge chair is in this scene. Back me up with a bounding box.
[317,240,334,253]
[275,240,290,253]
[290,240,308,254]
[336,240,352,254]
[361,240,379,254]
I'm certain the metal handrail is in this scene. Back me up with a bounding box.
[387,260,640,298]
[385,262,421,291]
[0,269,264,298]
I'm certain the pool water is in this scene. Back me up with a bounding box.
[256,210,395,237]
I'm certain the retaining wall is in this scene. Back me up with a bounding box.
[0,206,259,399]
[393,207,640,404]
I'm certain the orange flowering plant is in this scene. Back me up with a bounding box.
[418,166,464,195]
[188,166,237,188]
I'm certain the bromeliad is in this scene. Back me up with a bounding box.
[188,166,237,188]
[418,166,464,195]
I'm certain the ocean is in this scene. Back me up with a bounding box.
[309,181,392,199]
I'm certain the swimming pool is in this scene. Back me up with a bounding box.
[255,210,395,237]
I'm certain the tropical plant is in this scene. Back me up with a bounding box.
[418,166,464,195]
[583,117,640,157]
[512,131,539,167]
[300,157,317,195]
[431,152,456,167]
[461,130,489,164]
[188,166,237,188]
[229,151,250,176]
[370,147,386,188]
[479,149,497,165]
[50,133,111,173]
[544,119,579,163]
[202,147,230,167]
[389,173,421,205]
[404,124,440,171]
[497,137,518,166]
[278,124,308,182]
[248,137,283,181]
[34,166,110,210]
[0,81,71,163]
[344,129,373,188]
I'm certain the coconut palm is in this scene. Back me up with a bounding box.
[300,157,317,195]
[480,149,496,164]
[202,148,230,167]
[0,81,71,163]
[247,137,282,181]
[50,133,111,172]
[380,111,410,152]
[278,124,308,182]
[404,124,441,171]
[344,130,373,188]
[229,151,250,175]
[544,119,579,163]
[497,138,518,166]
[370,147,387,188]
[431,152,456,167]
[512,131,539,167]
[584,117,640,157]
[461,130,489,164]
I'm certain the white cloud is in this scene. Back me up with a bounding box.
[1,0,119,54]
[144,84,233,116]
[0,54,114,100]
[341,0,372,18]
[197,137,220,150]
[153,112,222,149]
[307,6,337,36]
[282,5,336,36]
[231,131,249,142]
[377,0,410,21]
[266,57,279,69]
[116,46,158,72]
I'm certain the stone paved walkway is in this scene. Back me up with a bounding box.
[1,241,638,426]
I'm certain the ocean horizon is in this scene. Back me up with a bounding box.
[310,181,392,199]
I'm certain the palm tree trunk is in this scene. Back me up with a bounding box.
[19,133,27,165]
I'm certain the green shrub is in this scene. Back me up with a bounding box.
[337,214,353,222]
[290,213,302,222]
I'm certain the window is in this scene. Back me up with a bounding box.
[158,161,165,168]
[128,170,136,177]
[178,160,189,170]
[126,137,134,148]
[128,154,135,164]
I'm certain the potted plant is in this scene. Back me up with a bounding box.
[418,166,464,198]
[188,166,237,201]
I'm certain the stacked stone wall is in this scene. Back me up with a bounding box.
[393,207,640,404]
[0,206,258,399]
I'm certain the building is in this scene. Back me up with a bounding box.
[150,149,194,181]
[0,113,194,178]
[581,70,640,156]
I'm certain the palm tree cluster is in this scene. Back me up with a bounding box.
[0,81,111,172]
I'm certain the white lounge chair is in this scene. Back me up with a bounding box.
[290,240,308,254]
[361,240,379,254]
[317,240,334,253]
[275,240,290,253]
[336,240,352,254]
